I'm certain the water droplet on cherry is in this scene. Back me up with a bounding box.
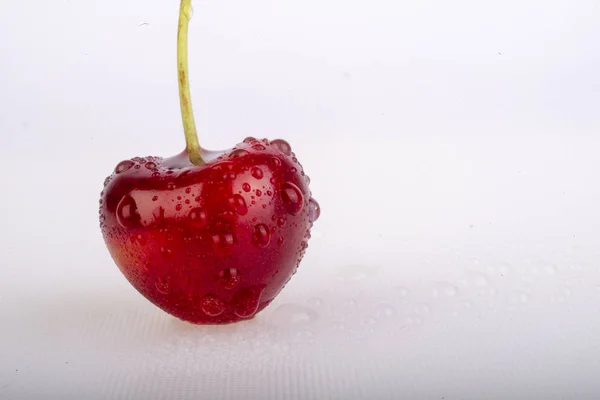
[271,139,292,155]
[228,194,248,215]
[229,149,249,158]
[167,182,176,190]
[281,182,304,215]
[269,157,282,168]
[242,183,251,192]
[160,246,172,257]
[212,233,234,247]
[155,277,170,294]
[308,198,320,222]
[277,217,286,227]
[232,286,265,318]
[252,144,266,151]
[252,224,271,248]
[201,295,226,316]
[145,161,157,170]
[218,268,241,289]
[189,207,208,228]
[175,204,183,211]
[243,136,256,143]
[116,195,141,229]
[251,167,263,179]
[115,160,134,173]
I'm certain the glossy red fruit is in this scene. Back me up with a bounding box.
[99,138,319,324]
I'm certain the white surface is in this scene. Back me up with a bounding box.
[1,0,600,399]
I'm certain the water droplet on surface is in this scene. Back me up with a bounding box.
[344,298,357,307]
[115,160,134,173]
[152,195,158,202]
[233,286,265,318]
[560,287,572,297]
[218,268,240,289]
[188,208,208,228]
[228,194,248,215]
[201,295,226,316]
[167,182,176,190]
[103,177,111,187]
[308,198,320,222]
[510,292,529,304]
[252,144,266,151]
[414,304,431,314]
[281,182,303,215]
[395,286,410,297]
[545,265,557,275]
[337,265,376,282]
[145,161,157,170]
[252,224,271,248]
[229,149,249,158]
[116,195,141,229]
[270,304,317,327]
[155,277,170,294]
[243,136,256,143]
[307,297,323,307]
[432,283,459,297]
[375,303,396,317]
[251,167,263,179]
[242,183,251,192]
[255,189,262,197]
[271,139,292,155]
[520,293,529,303]
[276,217,286,227]
[175,204,183,211]
[277,237,284,246]
[462,272,490,287]
[332,321,345,330]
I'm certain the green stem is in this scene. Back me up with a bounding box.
[178,0,204,165]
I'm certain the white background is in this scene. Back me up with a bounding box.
[1,0,600,399]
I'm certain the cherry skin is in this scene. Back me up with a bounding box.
[99,138,319,324]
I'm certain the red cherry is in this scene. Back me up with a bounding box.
[100,142,318,324]
[98,0,319,324]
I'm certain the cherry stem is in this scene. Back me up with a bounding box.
[177,0,204,165]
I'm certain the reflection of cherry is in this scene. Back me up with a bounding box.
[98,0,319,324]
